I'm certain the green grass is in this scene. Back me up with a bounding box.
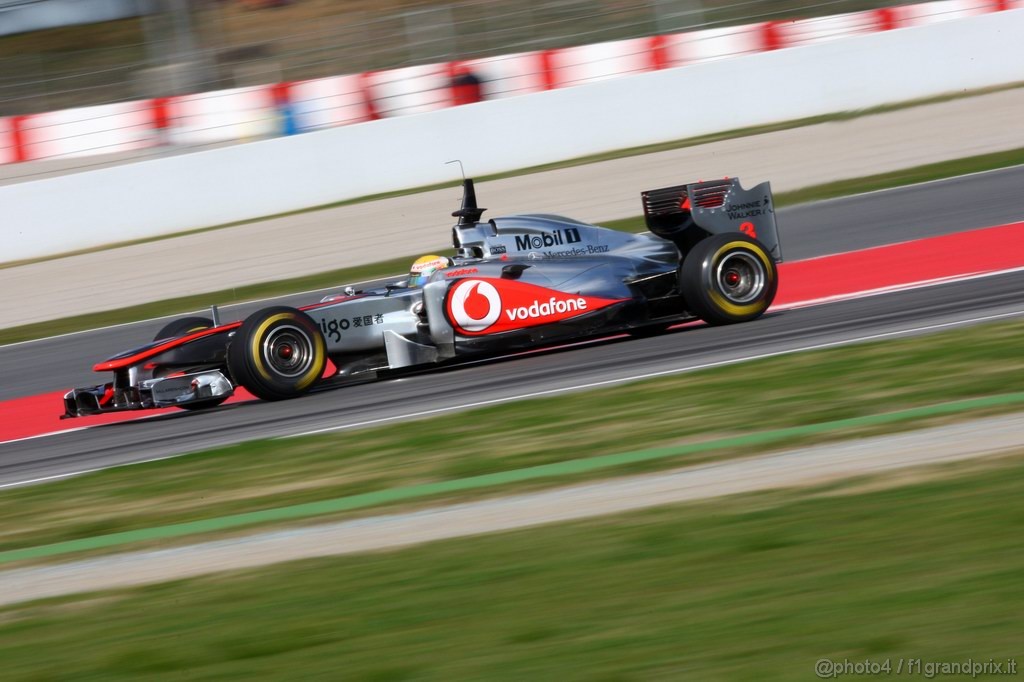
[3,146,1023,347]
[3,317,1024,562]
[2,454,1021,679]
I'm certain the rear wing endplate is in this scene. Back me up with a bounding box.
[641,178,782,262]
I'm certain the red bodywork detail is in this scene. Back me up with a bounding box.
[98,386,115,407]
[445,278,626,336]
[93,323,242,372]
[680,196,691,211]
[695,191,727,208]
[93,295,365,373]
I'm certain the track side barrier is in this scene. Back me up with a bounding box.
[2,1,1016,166]
[2,9,1023,262]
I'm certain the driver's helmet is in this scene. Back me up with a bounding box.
[408,254,452,287]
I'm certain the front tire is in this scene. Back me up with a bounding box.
[679,234,778,325]
[227,307,327,401]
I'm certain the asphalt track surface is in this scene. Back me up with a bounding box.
[1,167,1023,487]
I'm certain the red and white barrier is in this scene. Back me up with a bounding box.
[4,7,1022,264]
[167,86,278,146]
[465,52,547,99]
[2,1,1018,166]
[546,37,655,88]
[291,75,372,130]
[773,10,885,47]
[15,101,154,161]
[365,64,453,118]
[895,0,1005,26]
[660,23,764,66]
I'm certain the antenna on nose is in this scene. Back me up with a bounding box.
[446,159,466,181]
[446,159,485,224]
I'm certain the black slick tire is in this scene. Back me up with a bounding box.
[227,307,327,401]
[679,233,778,325]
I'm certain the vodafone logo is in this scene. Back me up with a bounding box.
[448,280,502,332]
[445,277,624,336]
[506,296,588,321]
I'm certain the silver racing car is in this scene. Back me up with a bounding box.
[62,177,782,417]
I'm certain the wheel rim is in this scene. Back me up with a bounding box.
[714,251,766,305]
[261,324,315,378]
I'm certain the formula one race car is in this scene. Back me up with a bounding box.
[62,177,782,417]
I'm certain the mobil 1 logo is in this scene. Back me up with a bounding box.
[515,228,582,251]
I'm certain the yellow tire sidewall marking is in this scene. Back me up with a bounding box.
[706,240,774,318]
[249,313,325,388]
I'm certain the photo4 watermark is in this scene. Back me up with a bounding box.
[815,657,1018,678]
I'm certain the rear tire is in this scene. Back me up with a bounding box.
[679,234,777,325]
[227,307,327,401]
[153,316,214,342]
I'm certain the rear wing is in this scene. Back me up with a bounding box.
[641,178,782,261]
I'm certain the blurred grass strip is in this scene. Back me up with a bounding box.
[1,453,1021,677]
[3,148,1023,346]
[3,390,1024,566]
